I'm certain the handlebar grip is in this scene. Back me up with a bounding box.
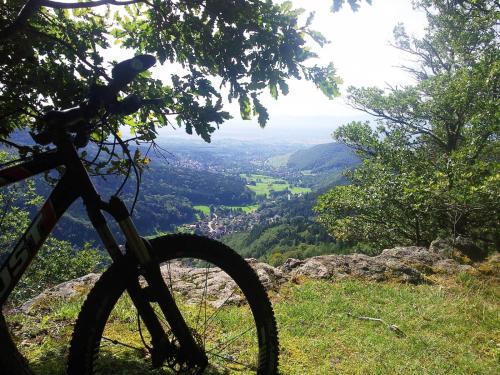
[110,55,156,92]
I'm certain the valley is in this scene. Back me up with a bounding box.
[43,137,359,262]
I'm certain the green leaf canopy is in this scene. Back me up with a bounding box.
[0,0,342,144]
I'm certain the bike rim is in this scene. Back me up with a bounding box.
[93,257,262,374]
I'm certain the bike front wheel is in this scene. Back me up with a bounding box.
[68,234,279,374]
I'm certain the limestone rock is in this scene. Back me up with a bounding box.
[21,243,490,310]
[429,237,487,262]
[21,273,100,313]
[278,249,432,284]
[432,259,474,274]
[429,238,455,258]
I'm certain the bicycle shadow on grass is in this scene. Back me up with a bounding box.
[30,352,237,375]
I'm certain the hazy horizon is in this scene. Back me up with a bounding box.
[157,114,371,146]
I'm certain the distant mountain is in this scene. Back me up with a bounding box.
[287,142,359,173]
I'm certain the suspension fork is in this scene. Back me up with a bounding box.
[60,139,206,368]
[85,200,174,366]
[106,196,208,368]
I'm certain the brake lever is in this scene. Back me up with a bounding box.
[108,96,166,116]
[108,94,142,115]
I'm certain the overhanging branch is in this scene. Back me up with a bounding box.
[0,0,42,40]
[41,0,144,9]
[0,0,145,40]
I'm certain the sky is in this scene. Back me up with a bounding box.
[155,0,428,144]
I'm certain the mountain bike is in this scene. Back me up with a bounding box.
[0,55,278,374]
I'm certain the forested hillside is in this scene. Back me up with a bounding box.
[222,194,357,265]
[50,164,254,245]
[2,137,358,258]
[287,142,358,173]
[283,142,359,190]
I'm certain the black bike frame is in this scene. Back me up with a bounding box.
[0,147,82,304]
[0,137,207,367]
[0,139,136,304]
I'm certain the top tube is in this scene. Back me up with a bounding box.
[0,150,61,188]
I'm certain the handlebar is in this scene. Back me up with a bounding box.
[32,55,157,146]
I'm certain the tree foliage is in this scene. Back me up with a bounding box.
[331,0,372,12]
[0,0,344,153]
[315,0,499,251]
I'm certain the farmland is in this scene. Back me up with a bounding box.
[241,174,311,198]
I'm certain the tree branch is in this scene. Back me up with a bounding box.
[347,312,406,337]
[26,25,111,82]
[0,138,33,153]
[0,0,42,40]
[348,102,449,151]
[0,0,145,40]
[40,0,144,9]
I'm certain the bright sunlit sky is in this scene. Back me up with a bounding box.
[154,0,428,144]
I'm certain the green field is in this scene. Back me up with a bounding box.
[8,273,499,374]
[290,186,311,194]
[193,205,210,215]
[194,204,259,216]
[224,204,259,213]
[241,174,311,198]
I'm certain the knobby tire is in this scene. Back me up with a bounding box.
[67,234,279,374]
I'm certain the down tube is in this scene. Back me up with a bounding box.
[0,174,80,305]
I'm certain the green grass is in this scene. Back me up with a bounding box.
[274,276,499,374]
[289,186,311,194]
[193,204,258,217]
[5,274,499,374]
[193,205,210,215]
[223,204,259,213]
[241,174,311,198]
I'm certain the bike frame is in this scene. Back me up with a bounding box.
[0,136,207,368]
[0,146,85,304]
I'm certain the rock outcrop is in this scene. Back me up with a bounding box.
[20,244,495,313]
[280,246,477,284]
[429,237,488,261]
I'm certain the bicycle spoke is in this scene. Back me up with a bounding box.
[151,303,171,331]
[207,326,255,357]
[102,336,144,352]
[195,264,211,340]
[166,261,175,300]
[203,265,210,348]
[208,351,258,371]
[202,288,237,336]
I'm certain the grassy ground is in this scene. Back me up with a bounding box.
[4,273,499,374]
[194,204,259,216]
[193,205,211,216]
[274,274,499,375]
[223,204,259,213]
[241,174,311,198]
